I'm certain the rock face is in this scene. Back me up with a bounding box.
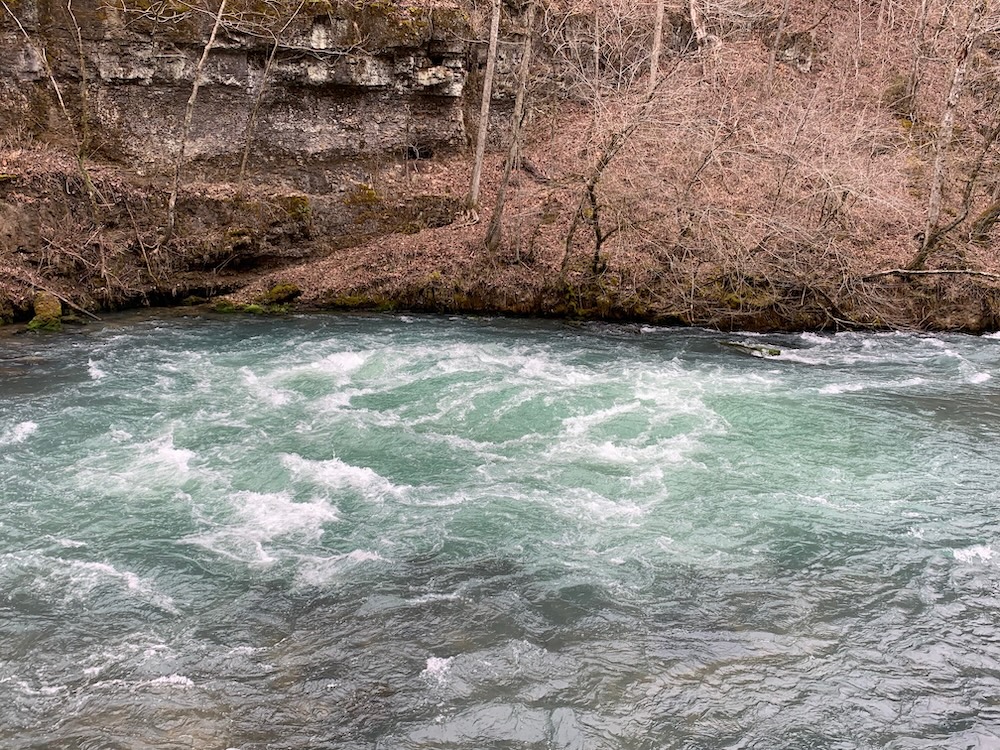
[0,1,476,191]
[0,0,489,318]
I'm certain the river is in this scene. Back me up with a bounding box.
[2,314,999,748]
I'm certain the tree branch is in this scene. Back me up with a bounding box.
[863,268,1000,282]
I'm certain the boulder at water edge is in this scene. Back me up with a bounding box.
[28,292,62,332]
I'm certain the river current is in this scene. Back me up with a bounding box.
[2,314,999,749]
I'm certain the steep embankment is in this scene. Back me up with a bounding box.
[1,0,999,331]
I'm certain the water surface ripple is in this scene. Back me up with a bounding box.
[2,315,999,749]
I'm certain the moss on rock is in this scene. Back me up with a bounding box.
[28,291,62,332]
[257,282,302,305]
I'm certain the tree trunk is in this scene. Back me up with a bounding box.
[762,0,790,96]
[164,0,228,245]
[238,0,305,188]
[689,0,709,48]
[908,1,984,270]
[971,199,1000,243]
[68,0,99,220]
[485,2,536,255]
[905,0,932,118]
[648,0,664,97]
[466,0,501,222]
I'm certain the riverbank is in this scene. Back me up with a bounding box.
[3,142,1000,335]
[4,1,999,334]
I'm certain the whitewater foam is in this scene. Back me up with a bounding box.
[186,491,339,566]
[15,681,67,697]
[316,350,369,376]
[144,674,194,688]
[241,367,293,407]
[282,453,405,501]
[562,403,642,438]
[819,382,867,394]
[48,537,87,549]
[87,359,107,380]
[0,421,38,445]
[539,485,647,524]
[421,656,454,682]
[0,552,178,613]
[70,560,179,613]
[407,591,462,605]
[148,434,195,474]
[954,545,994,564]
[294,549,385,587]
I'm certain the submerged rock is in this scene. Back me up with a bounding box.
[722,341,781,358]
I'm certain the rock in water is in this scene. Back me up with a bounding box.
[28,292,62,332]
[722,341,781,358]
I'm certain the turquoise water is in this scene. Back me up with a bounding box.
[2,314,1000,749]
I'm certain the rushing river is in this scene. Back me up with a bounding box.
[2,314,1000,749]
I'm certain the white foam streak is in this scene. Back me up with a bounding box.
[552,487,647,523]
[186,491,338,567]
[545,434,701,473]
[0,552,178,613]
[272,350,370,390]
[819,382,866,394]
[954,545,994,564]
[294,549,385,586]
[562,403,640,437]
[407,591,462,605]
[144,674,194,688]
[70,560,179,613]
[240,367,293,407]
[0,421,38,445]
[15,681,68,697]
[282,453,405,501]
[148,434,195,474]
[421,656,454,683]
[517,355,602,386]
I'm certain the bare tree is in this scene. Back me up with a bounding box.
[466,0,501,223]
[237,0,306,188]
[689,0,711,48]
[485,2,536,254]
[561,63,680,276]
[905,0,933,119]
[164,0,228,245]
[762,0,790,96]
[648,0,664,97]
[908,0,986,270]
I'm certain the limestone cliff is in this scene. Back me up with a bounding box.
[1,1,474,178]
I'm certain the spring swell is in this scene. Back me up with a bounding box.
[2,314,1000,748]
